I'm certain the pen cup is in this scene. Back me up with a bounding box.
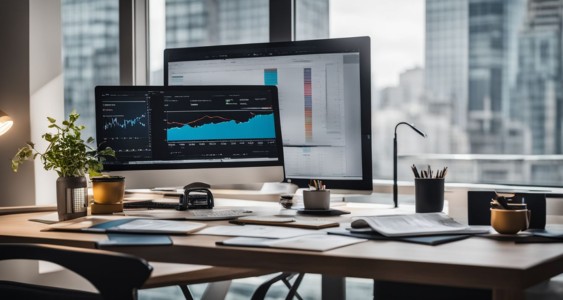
[303,190,330,210]
[415,178,444,213]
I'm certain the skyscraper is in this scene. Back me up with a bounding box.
[165,0,329,49]
[467,0,526,154]
[62,0,120,140]
[425,0,468,132]
[514,0,563,154]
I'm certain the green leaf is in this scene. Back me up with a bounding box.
[11,112,108,177]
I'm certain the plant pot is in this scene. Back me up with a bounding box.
[91,176,125,204]
[56,176,88,221]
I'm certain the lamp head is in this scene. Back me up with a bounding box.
[0,110,13,136]
[394,122,427,138]
[407,123,426,138]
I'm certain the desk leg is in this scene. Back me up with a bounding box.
[492,288,525,300]
[321,275,345,300]
[201,280,232,300]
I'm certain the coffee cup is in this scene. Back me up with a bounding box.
[303,190,330,210]
[490,208,531,234]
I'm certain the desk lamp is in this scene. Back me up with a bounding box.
[0,110,13,136]
[394,122,426,208]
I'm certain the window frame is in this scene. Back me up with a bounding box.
[123,0,295,85]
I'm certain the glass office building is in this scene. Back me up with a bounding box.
[467,0,526,154]
[514,0,563,155]
[425,0,469,135]
[421,0,563,185]
[165,0,328,48]
[62,0,120,140]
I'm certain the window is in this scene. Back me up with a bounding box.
[62,0,120,140]
[61,0,563,186]
[296,0,563,186]
[148,0,270,85]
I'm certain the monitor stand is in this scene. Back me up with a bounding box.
[198,182,298,202]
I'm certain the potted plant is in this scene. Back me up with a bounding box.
[11,112,114,221]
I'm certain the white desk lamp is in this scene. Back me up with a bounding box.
[0,110,13,136]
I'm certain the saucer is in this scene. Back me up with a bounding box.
[297,208,351,216]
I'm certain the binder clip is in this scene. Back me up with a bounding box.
[177,183,214,211]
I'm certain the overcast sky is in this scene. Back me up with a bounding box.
[330,0,425,89]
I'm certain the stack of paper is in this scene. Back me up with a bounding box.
[353,213,489,237]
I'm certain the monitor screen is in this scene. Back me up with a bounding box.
[164,37,372,190]
[95,85,285,188]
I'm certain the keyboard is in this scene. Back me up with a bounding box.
[123,201,178,209]
[187,209,252,219]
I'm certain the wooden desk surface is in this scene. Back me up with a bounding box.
[1,199,562,300]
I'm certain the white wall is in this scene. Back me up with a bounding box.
[30,0,64,205]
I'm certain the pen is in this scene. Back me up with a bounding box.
[411,164,420,178]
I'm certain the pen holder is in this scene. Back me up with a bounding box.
[303,190,330,210]
[415,178,444,213]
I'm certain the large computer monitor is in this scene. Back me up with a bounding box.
[95,85,285,189]
[164,37,372,191]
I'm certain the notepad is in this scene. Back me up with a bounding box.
[217,234,366,252]
[44,216,206,235]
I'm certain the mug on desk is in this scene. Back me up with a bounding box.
[303,190,330,210]
[490,208,531,234]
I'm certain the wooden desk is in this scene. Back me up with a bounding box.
[1,199,562,300]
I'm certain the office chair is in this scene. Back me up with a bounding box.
[0,243,153,300]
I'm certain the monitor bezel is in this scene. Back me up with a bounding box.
[95,85,285,172]
[164,37,372,191]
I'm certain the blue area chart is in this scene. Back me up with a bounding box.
[167,113,276,142]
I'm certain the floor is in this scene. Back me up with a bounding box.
[139,274,373,299]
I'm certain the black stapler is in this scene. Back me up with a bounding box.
[177,182,214,211]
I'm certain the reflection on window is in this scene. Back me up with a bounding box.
[295,0,563,186]
[62,0,120,140]
[150,0,275,85]
[150,0,330,85]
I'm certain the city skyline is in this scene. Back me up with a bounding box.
[61,0,563,186]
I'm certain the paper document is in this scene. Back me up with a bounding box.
[218,235,366,252]
[195,225,318,239]
[45,216,206,235]
[355,213,488,237]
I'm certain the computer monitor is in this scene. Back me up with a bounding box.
[164,36,372,191]
[94,85,285,189]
